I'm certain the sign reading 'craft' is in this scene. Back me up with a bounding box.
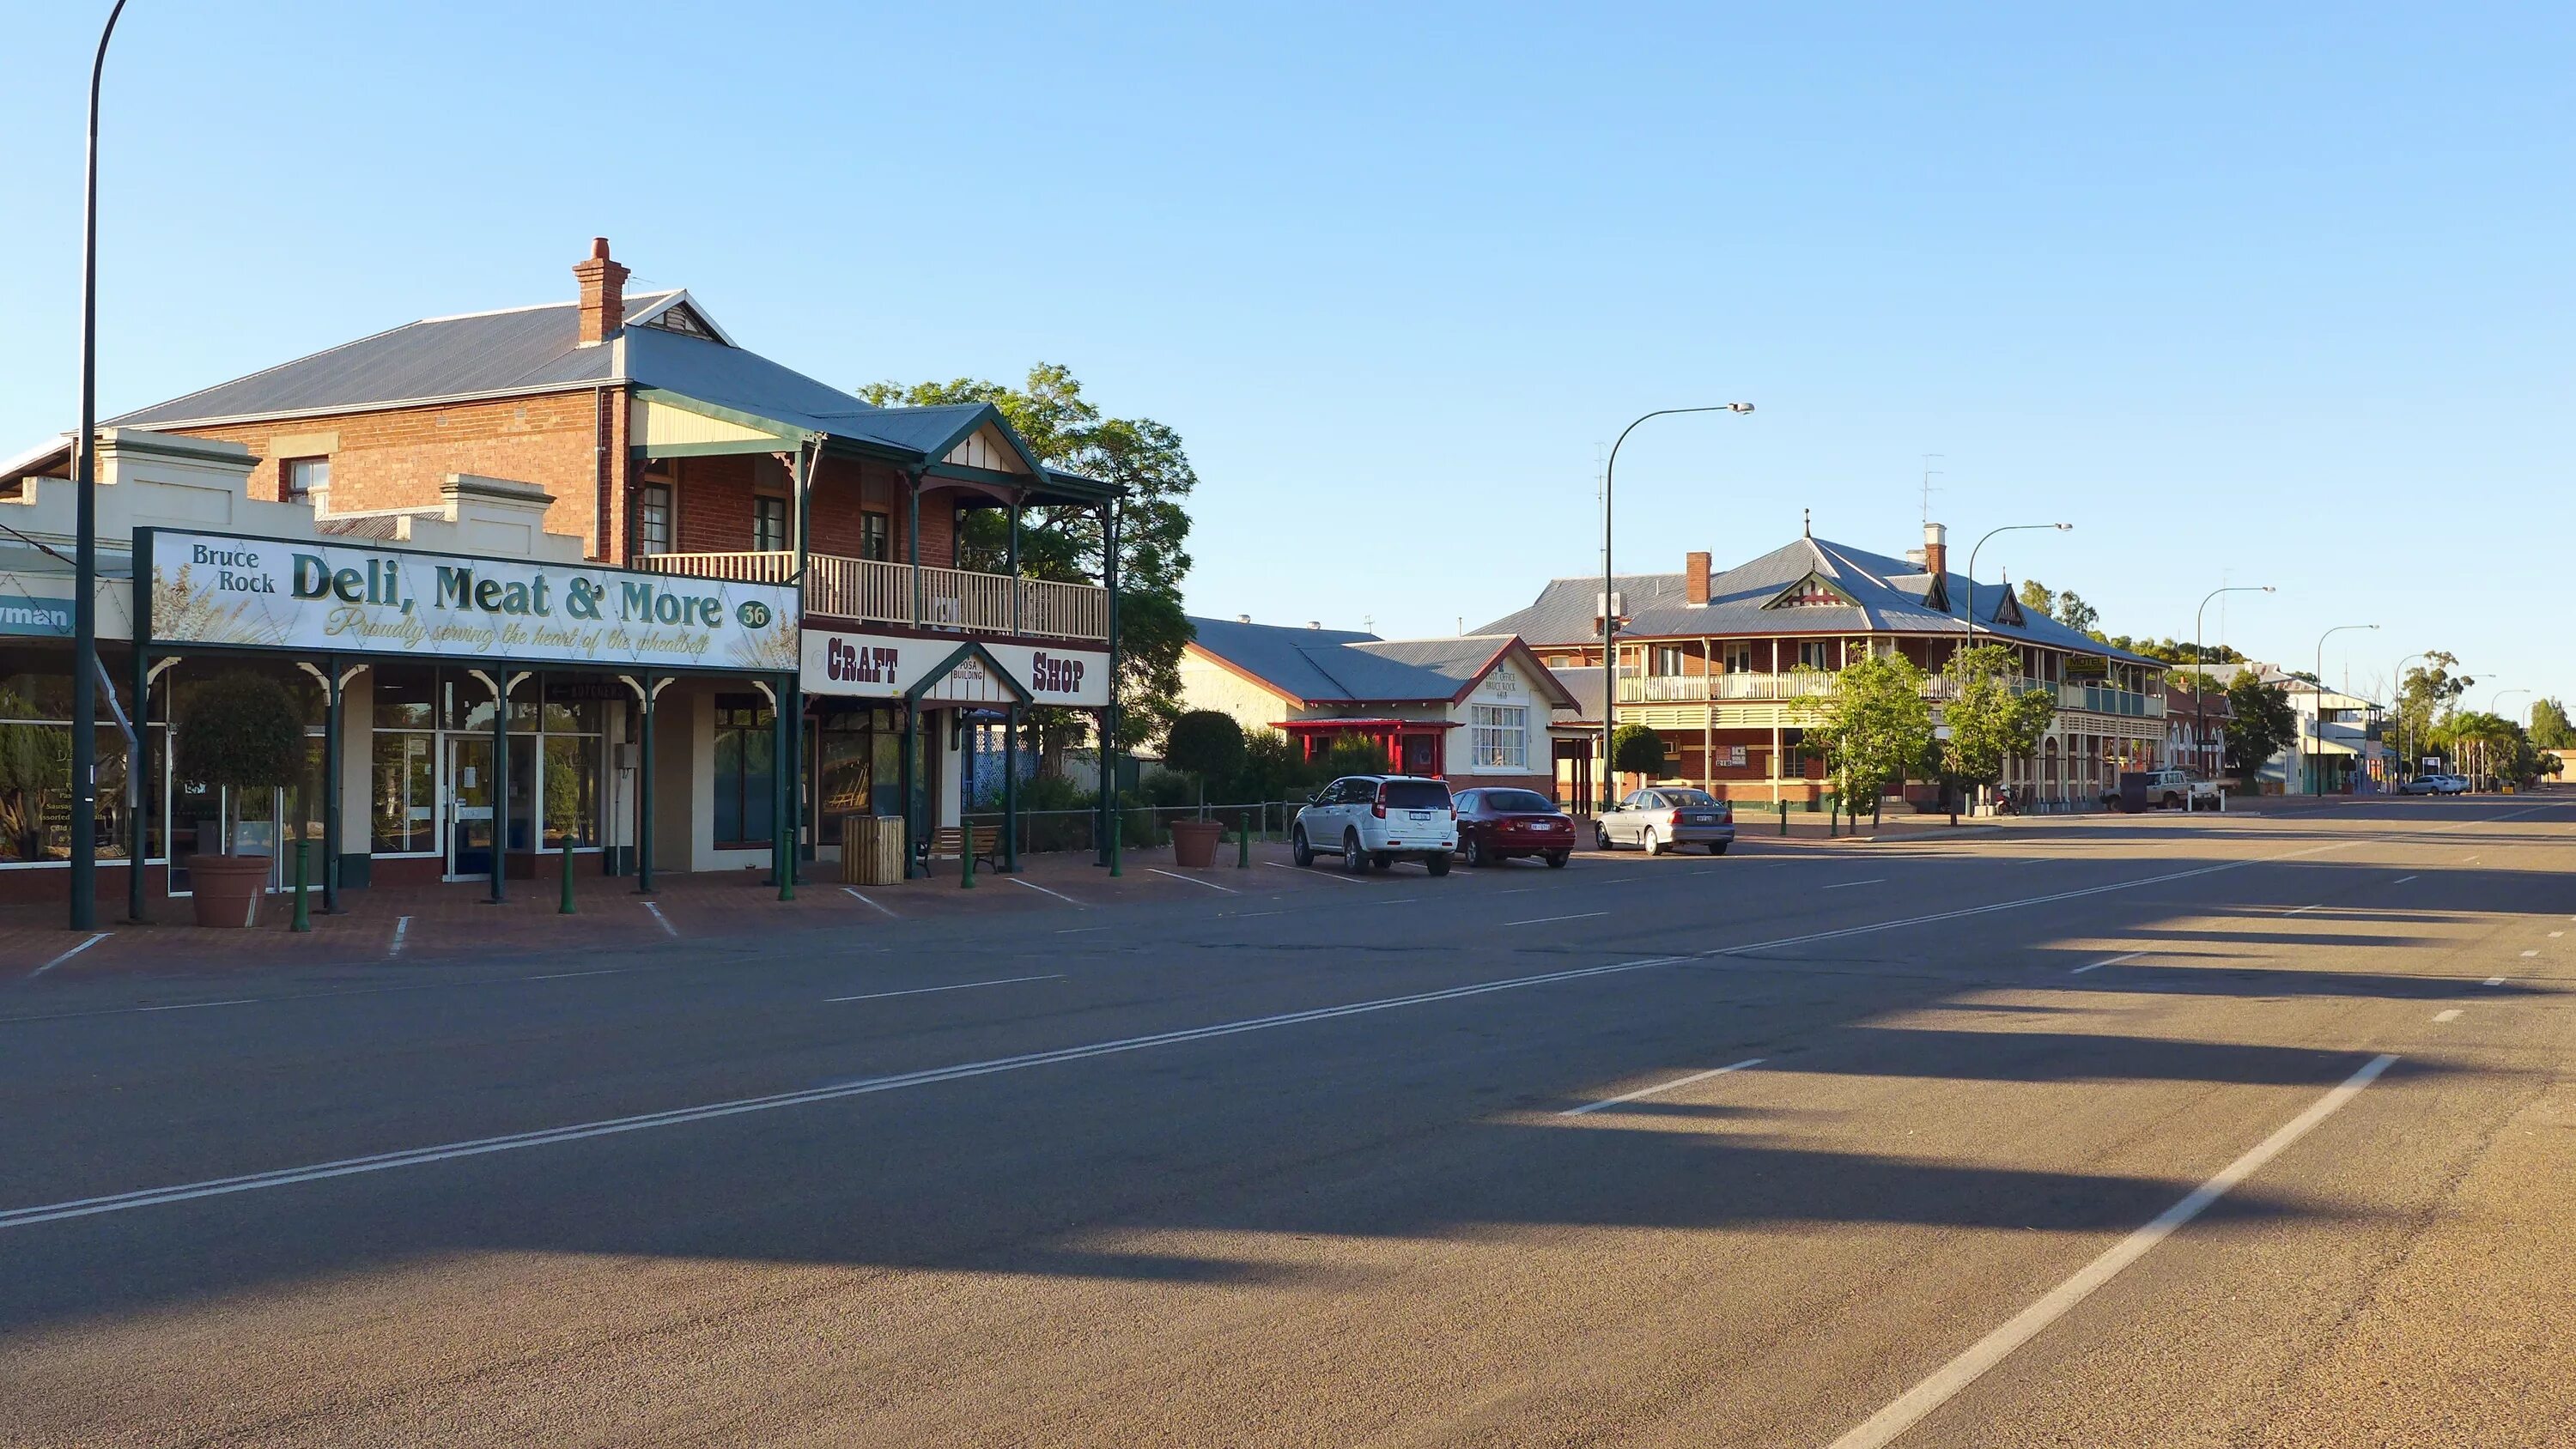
[143,530,801,672]
[802,629,1112,707]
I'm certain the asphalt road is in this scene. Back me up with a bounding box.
[4,798,2573,1447]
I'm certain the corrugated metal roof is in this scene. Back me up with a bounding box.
[1190,619,1570,707]
[1475,535,2158,665]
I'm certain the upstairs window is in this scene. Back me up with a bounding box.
[753,495,788,552]
[860,509,891,562]
[635,483,674,556]
[284,457,330,502]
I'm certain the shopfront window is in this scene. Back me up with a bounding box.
[714,695,775,848]
[0,655,131,863]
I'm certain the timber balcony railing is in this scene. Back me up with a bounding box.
[634,551,1110,642]
[1615,671,2142,709]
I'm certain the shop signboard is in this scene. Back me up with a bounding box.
[139,529,800,672]
[803,627,1111,707]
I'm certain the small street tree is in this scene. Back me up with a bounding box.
[1938,644,2057,816]
[1795,652,1934,827]
[2222,674,2298,785]
[2529,697,2573,750]
[1161,710,1245,820]
[1609,724,1666,797]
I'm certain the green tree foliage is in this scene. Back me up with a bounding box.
[1309,735,1397,785]
[1939,644,2057,797]
[1796,653,1934,820]
[2106,637,2245,665]
[178,673,305,791]
[2017,578,2103,640]
[857,363,1198,752]
[2395,651,2473,756]
[2221,674,2298,782]
[1610,723,1668,780]
[2435,711,2537,788]
[1160,710,1246,817]
[0,688,72,861]
[2527,697,2572,749]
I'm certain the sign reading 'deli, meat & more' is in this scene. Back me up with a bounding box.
[802,628,1111,707]
[142,530,801,673]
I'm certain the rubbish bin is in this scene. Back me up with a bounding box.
[2115,772,2150,814]
[843,814,906,886]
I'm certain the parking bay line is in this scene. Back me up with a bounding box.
[27,931,108,979]
[1148,868,1240,894]
[1822,878,1886,890]
[0,846,2359,1231]
[1266,862,1365,883]
[1559,1058,1763,1116]
[828,973,1065,1003]
[641,901,677,937]
[1824,1053,2400,1449]
[1505,910,1608,928]
[1009,877,1086,907]
[840,888,898,919]
[2070,951,2143,975]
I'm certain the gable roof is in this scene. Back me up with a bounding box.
[1475,534,2158,665]
[103,279,1115,506]
[1187,617,1571,708]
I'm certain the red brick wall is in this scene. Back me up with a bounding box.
[671,454,756,554]
[174,390,614,558]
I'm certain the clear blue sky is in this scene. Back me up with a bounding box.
[4,2,2567,712]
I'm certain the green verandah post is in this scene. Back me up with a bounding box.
[559,828,576,914]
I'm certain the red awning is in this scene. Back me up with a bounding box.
[1272,718,1463,731]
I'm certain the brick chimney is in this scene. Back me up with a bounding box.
[1922,522,1948,580]
[1685,551,1712,606]
[573,237,629,347]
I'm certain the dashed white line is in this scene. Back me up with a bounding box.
[136,999,255,1013]
[1225,910,1284,919]
[1148,868,1240,894]
[2391,876,2417,884]
[525,969,621,981]
[388,916,411,957]
[1823,878,1886,890]
[2551,931,2565,939]
[840,888,897,918]
[2433,1009,2464,1023]
[2070,951,2143,975]
[641,900,677,937]
[1009,877,1085,906]
[1054,925,1110,935]
[1824,1053,2399,1449]
[827,973,1064,1003]
[27,932,108,979]
[1559,1058,1763,1116]
[2520,950,2539,958]
[2483,976,2506,987]
[1504,911,1608,927]
[1267,861,1364,883]
[2283,903,2324,916]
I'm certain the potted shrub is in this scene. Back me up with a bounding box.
[175,671,306,927]
[1161,710,1245,868]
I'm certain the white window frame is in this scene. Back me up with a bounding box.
[1468,703,1528,771]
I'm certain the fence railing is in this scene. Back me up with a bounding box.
[955,801,1308,858]
[636,550,1110,641]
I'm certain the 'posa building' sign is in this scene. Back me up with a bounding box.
[139,530,801,673]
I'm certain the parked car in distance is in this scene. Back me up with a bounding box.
[1292,774,1457,876]
[2398,773,2470,795]
[1595,787,1735,855]
[1455,787,1574,868]
[2100,767,2226,811]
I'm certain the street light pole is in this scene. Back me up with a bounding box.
[70,0,131,932]
[2312,623,2379,796]
[1597,402,1751,814]
[1956,522,2069,808]
[2194,585,2273,779]
[2490,687,2531,791]
[2391,652,2425,784]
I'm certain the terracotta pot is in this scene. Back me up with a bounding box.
[189,853,272,928]
[1169,818,1224,869]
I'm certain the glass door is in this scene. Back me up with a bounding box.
[447,737,494,879]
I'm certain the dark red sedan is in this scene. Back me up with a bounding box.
[1454,787,1576,868]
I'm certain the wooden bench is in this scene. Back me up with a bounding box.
[918,825,1001,870]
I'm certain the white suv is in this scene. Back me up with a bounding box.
[1293,775,1457,876]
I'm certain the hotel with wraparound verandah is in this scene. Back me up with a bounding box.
[1476,520,2170,812]
[0,238,1124,909]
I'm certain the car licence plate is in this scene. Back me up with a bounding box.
[1408,810,1432,822]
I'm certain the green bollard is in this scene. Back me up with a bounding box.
[559,837,577,915]
[1238,810,1252,869]
[291,838,312,932]
[961,828,976,888]
[1778,800,1788,836]
[1108,805,1123,878]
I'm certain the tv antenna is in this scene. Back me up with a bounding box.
[1919,454,1946,528]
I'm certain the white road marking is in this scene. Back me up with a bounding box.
[388,916,411,957]
[840,888,897,918]
[1054,925,1110,935]
[1148,868,1239,894]
[1267,861,1364,883]
[2391,875,2417,884]
[27,932,108,979]
[2520,949,2539,957]
[2283,903,2324,915]
[2434,1009,2463,1022]
[1824,1053,2399,1449]
[827,973,1064,1003]
[1495,887,1540,894]
[2483,976,2505,987]
[641,900,677,937]
[2070,951,2143,975]
[1559,1058,1763,1116]
[2550,931,2564,938]
[1504,911,1608,927]
[1823,878,1886,890]
[1009,877,1086,907]
[0,952,1700,1231]
[1369,896,1421,906]
[135,999,256,1013]
[525,969,621,981]
[1225,910,1285,919]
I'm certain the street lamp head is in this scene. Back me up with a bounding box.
[1723,402,1755,414]
[2051,522,2073,530]
[2260,585,2277,593]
